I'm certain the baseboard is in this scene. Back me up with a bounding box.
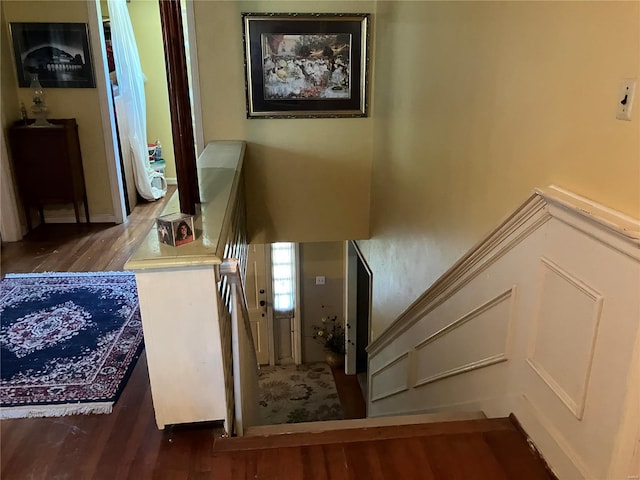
[509,413,560,480]
[43,213,116,224]
[166,177,178,185]
[30,206,116,225]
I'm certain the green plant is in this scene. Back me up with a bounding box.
[311,315,345,354]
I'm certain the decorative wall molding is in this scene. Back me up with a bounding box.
[367,185,640,479]
[527,257,604,420]
[43,212,115,224]
[368,194,549,356]
[536,186,640,248]
[369,186,640,356]
[370,352,410,403]
[412,287,516,388]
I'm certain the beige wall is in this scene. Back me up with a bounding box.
[1,3,19,129]
[359,1,640,339]
[127,0,176,180]
[299,241,345,363]
[192,1,374,244]
[1,2,24,239]
[2,1,114,217]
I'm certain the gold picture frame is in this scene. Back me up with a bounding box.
[242,13,370,119]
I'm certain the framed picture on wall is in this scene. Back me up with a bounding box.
[242,13,370,119]
[9,22,96,88]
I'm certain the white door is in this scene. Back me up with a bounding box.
[246,243,302,366]
[245,244,271,365]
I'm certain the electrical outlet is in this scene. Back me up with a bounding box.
[315,276,325,285]
[616,79,636,121]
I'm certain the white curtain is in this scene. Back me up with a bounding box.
[108,0,166,201]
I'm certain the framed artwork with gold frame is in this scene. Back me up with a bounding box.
[242,13,370,119]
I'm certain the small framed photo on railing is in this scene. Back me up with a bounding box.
[157,213,195,247]
[242,13,370,119]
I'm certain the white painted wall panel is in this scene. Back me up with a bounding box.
[367,187,640,480]
[527,258,603,419]
[135,266,227,428]
[413,288,514,388]
[370,353,410,402]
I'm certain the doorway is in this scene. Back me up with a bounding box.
[245,243,302,367]
[345,241,372,395]
[90,0,202,221]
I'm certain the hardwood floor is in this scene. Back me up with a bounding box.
[330,367,367,420]
[212,418,555,479]
[1,189,227,479]
[1,187,176,275]
[1,192,552,479]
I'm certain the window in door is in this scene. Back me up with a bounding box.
[271,242,296,316]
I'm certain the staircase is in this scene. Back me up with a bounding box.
[212,413,555,479]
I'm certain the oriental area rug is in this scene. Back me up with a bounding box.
[258,362,344,425]
[0,271,143,419]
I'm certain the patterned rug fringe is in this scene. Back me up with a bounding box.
[1,402,113,419]
[4,271,133,279]
[1,272,142,418]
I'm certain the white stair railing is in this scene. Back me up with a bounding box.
[220,259,260,436]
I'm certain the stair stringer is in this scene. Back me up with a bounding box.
[366,185,640,480]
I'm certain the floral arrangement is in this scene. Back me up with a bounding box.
[312,315,345,355]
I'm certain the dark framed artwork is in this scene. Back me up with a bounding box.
[242,13,369,119]
[9,22,96,88]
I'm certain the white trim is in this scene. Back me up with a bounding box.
[527,257,604,420]
[38,213,116,224]
[608,331,640,479]
[366,185,640,479]
[537,185,640,244]
[522,394,594,479]
[87,0,126,224]
[265,244,276,367]
[0,126,24,241]
[367,194,549,355]
[369,186,640,355]
[370,351,410,403]
[166,177,178,185]
[412,287,516,388]
[184,0,204,157]
[293,243,302,365]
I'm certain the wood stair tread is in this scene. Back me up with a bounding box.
[214,417,514,452]
[244,410,486,437]
[212,417,555,479]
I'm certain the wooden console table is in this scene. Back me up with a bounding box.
[8,118,89,230]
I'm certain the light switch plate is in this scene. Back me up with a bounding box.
[616,79,636,121]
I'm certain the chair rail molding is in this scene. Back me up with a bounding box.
[367,185,640,480]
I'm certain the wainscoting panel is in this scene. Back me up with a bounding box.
[527,257,603,419]
[369,352,410,402]
[367,186,640,480]
[413,287,515,388]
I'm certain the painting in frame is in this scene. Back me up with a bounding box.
[242,13,369,119]
[10,22,96,88]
